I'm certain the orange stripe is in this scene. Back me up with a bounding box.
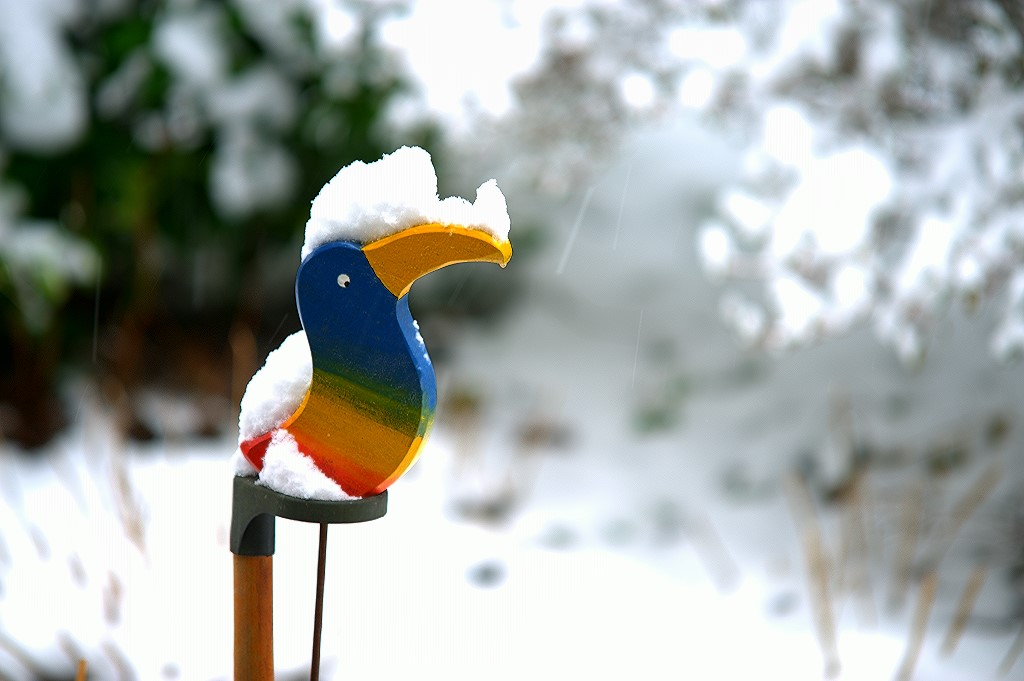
[287,390,432,496]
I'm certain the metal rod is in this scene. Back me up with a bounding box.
[311,523,328,681]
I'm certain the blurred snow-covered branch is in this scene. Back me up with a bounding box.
[694,0,1024,361]
[494,0,1024,361]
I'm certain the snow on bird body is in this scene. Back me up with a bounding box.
[235,147,512,499]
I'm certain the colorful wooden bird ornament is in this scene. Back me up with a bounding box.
[236,148,512,498]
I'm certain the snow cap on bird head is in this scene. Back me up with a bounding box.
[301,146,511,261]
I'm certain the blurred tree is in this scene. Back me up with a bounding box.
[0,0,441,447]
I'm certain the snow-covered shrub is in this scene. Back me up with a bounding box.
[490,0,1024,363]
[690,0,1024,362]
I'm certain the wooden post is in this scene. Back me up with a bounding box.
[234,554,274,681]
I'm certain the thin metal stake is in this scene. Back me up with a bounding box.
[311,523,328,681]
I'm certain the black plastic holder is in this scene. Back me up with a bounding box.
[230,474,388,556]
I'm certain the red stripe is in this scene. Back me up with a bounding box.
[239,432,272,471]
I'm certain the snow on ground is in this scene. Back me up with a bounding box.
[1,175,1022,679]
[0,310,1019,680]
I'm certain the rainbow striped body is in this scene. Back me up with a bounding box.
[240,241,436,497]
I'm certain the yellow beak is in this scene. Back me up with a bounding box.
[364,223,512,299]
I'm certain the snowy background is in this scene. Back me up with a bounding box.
[1,1,1023,679]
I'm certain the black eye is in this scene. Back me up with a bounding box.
[337,274,351,288]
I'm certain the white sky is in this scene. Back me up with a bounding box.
[379,1,587,125]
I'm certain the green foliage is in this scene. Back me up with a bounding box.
[0,0,441,446]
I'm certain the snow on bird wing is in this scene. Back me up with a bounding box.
[237,330,312,447]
